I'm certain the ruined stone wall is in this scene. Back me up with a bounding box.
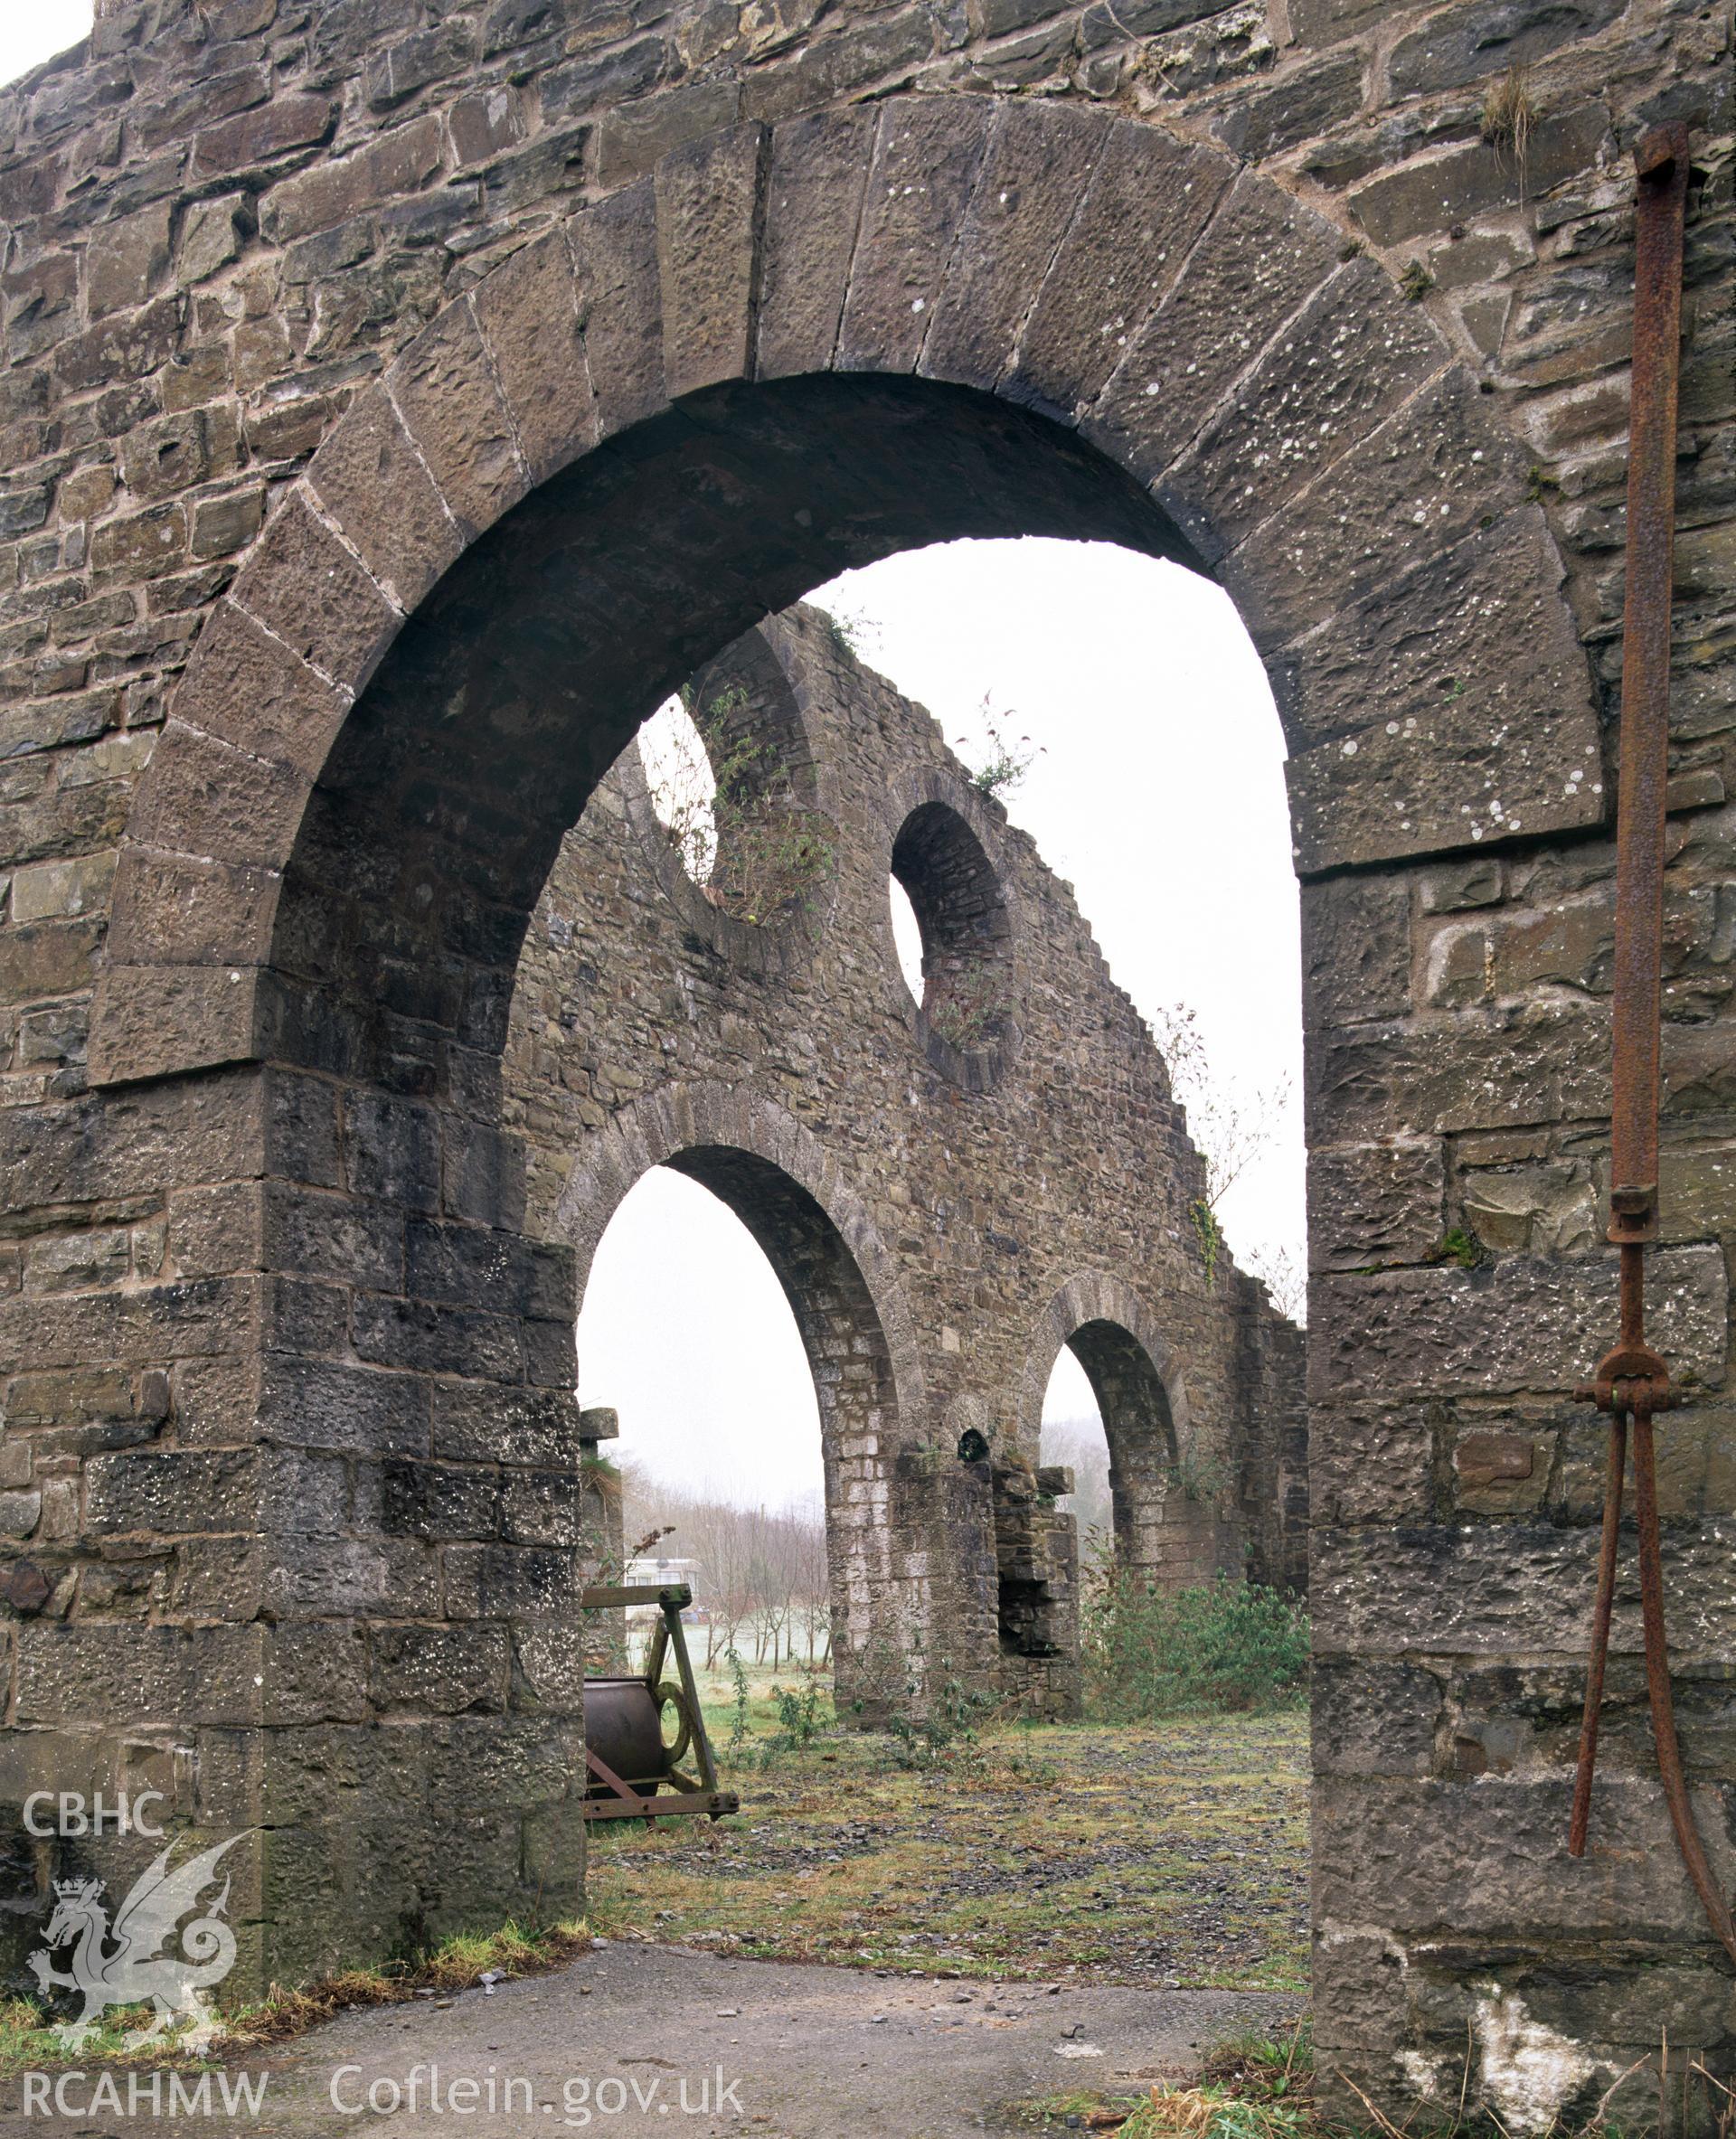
[0,0,1731,2123]
[505,601,1297,1712]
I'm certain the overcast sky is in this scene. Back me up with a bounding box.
[1,5,90,88]
[1,18,1302,1512]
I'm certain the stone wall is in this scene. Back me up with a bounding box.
[506,601,1298,1714]
[0,0,1731,2123]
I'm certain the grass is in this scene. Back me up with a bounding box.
[2,1673,1306,2087]
[585,1674,1307,1994]
[1479,62,1535,162]
[0,1918,591,2079]
[1013,2019,1313,2134]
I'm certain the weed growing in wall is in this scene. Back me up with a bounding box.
[956,695,1043,800]
[646,685,835,925]
[927,958,1009,1051]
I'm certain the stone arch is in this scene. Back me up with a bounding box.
[555,1079,929,1707]
[1020,1272,1234,1588]
[86,96,1598,1088]
[54,80,1619,2061]
[555,1079,927,1425]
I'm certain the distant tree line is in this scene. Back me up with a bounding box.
[621,1462,832,1670]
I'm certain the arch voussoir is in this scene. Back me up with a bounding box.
[1003,118,1234,421]
[836,97,993,377]
[1278,501,1599,871]
[755,108,874,381]
[164,599,354,781]
[303,383,464,616]
[1081,170,1340,489]
[654,120,766,398]
[229,487,401,693]
[383,296,533,542]
[125,720,309,871]
[1157,257,1447,570]
[1219,369,1531,655]
[566,177,669,440]
[468,225,597,485]
[917,99,1109,396]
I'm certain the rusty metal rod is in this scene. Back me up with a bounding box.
[1631,1407,1736,1965]
[1607,122,1687,1248]
[1569,122,1736,1970]
[1567,1409,1624,1860]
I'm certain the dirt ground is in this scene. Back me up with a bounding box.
[588,1710,1309,1994]
[0,1710,1308,2136]
[0,1941,1300,2139]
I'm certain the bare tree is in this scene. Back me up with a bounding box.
[1149,1002,1305,1323]
[618,1467,832,1671]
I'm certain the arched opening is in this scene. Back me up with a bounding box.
[573,1164,827,1672]
[889,799,1015,1079]
[1039,1343,1112,1560]
[1033,1312,1235,1593]
[637,697,720,889]
[166,374,1289,1977]
[887,873,925,1000]
[76,99,1607,2066]
[552,1077,932,1726]
[259,376,1180,1100]
[632,627,831,933]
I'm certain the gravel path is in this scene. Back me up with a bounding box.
[0,1943,1302,2139]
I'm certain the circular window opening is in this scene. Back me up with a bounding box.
[890,801,1016,1080]
[637,661,833,931]
[639,693,719,886]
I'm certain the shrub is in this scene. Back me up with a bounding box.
[1085,1575,1308,1719]
[755,1672,833,1768]
[886,1670,996,1771]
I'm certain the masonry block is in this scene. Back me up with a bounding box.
[837,99,992,376]
[654,122,766,398]
[1008,118,1231,418]
[755,108,873,380]
[469,225,596,483]
[306,385,463,614]
[231,488,399,692]
[565,178,667,439]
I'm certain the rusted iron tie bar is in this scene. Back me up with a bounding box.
[1567,122,1736,1967]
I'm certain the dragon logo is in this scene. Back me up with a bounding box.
[28,1833,250,2051]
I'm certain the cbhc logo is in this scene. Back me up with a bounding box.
[22,1793,166,1837]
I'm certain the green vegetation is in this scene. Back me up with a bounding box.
[927,960,1009,1052]
[0,1919,590,2078]
[652,684,835,926]
[958,696,1043,799]
[1014,2019,1312,2135]
[1085,1578,1309,1720]
[1189,1198,1223,1286]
